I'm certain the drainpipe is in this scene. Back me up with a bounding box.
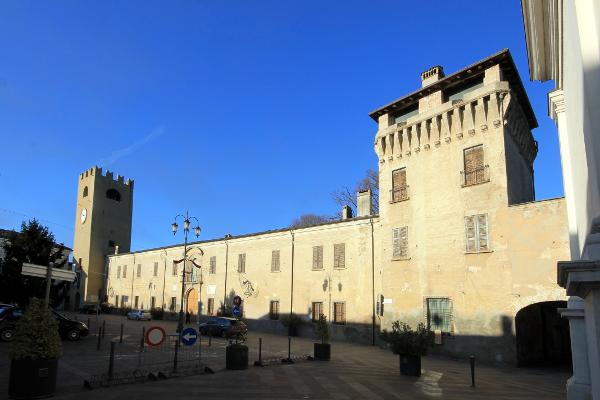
[130,254,136,306]
[370,217,376,345]
[289,230,295,320]
[161,249,168,309]
[223,238,229,313]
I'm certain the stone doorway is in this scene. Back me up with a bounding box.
[515,301,571,367]
[186,288,198,322]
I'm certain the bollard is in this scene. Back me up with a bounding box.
[470,355,475,387]
[108,342,115,380]
[119,323,123,343]
[173,335,180,373]
[96,327,102,350]
[208,333,212,347]
[102,320,106,338]
[259,338,262,363]
[137,338,143,367]
[198,332,202,367]
[288,337,291,360]
[141,326,145,348]
[87,317,91,330]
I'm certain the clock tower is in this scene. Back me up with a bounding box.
[72,166,134,305]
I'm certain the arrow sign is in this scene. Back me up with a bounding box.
[181,327,197,346]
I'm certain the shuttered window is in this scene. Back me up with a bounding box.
[333,302,346,325]
[463,145,486,186]
[426,298,453,333]
[122,265,127,278]
[210,256,216,274]
[172,261,177,276]
[465,214,489,252]
[134,296,139,308]
[153,262,158,277]
[117,265,121,279]
[238,253,246,273]
[391,168,408,202]
[115,295,120,307]
[136,264,141,278]
[271,250,280,272]
[333,243,345,269]
[312,302,323,322]
[151,296,156,309]
[312,246,323,270]
[392,227,408,259]
[269,300,280,320]
[207,298,214,316]
[170,297,176,311]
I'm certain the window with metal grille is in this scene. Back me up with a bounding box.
[462,145,488,186]
[465,214,489,252]
[238,253,246,273]
[392,226,409,259]
[153,262,158,277]
[122,265,127,279]
[391,168,409,202]
[207,298,214,316]
[426,297,453,333]
[333,243,345,269]
[271,250,280,272]
[150,296,156,309]
[269,300,280,320]
[333,302,346,324]
[134,296,139,308]
[210,256,216,274]
[136,264,141,278]
[172,261,178,276]
[312,246,323,270]
[170,297,176,311]
[122,295,129,306]
[117,265,121,279]
[312,302,323,322]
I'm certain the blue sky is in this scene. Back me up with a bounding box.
[0,0,561,251]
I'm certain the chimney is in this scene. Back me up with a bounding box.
[357,189,373,217]
[420,65,444,87]
[342,205,353,220]
[114,245,119,255]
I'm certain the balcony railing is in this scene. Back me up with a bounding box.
[461,165,489,187]
[390,185,410,203]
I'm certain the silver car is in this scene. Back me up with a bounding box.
[127,310,152,321]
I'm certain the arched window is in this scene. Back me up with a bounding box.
[83,186,88,197]
[106,189,121,202]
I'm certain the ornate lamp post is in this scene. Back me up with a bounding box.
[171,211,201,333]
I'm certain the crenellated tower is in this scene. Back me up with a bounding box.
[72,166,134,305]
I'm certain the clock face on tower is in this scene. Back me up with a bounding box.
[80,208,87,224]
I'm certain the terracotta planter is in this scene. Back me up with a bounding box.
[226,344,248,370]
[9,358,58,399]
[399,354,421,377]
[314,343,331,361]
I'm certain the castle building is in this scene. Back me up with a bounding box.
[73,49,571,365]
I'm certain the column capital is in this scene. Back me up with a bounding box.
[548,89,565,121]
[558,260,600,297]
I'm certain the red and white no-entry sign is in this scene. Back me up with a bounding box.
[145,326,166,346]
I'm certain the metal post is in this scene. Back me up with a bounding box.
[96,327,101,350]
[102,320,106,338]
[198,332,202,367]
[259,337,262,363]
[87,317,91,330]
[108,342,115,380]
[137,338,143,367]
[44,262,54,308]
[208,333,212,347]
[173,336,179,373]
[119,323,123,343]
[288,337,291,360]
[470,355,475,387]
[142,326,146,348]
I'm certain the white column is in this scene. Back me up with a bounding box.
[560,298,592,400]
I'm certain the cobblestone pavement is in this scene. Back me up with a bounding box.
[1,313,569,399]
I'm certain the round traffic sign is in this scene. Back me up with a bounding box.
[181,327,198,346]
[232,306,242,318]
[233,295,242,306]
[145,326,166,346]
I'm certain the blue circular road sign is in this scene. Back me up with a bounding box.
[232,306,241,318]
[181,327,198,346]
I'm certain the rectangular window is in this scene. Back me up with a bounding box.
[170,297,176,311]
[115,295,119,308]
[122,295,129,306]
[465,214,489,252]
[392,226,409,259]
[122,265,127,279]
[271,250,280,272]
[269,300,280,320]
[333,302,346,325]
[311,302,323,322]
[117,265,121,279]
[136,264,141,278]
[209,256,216,274]
[150,296,156,309]
[172,261,178,276]
[153,262,158,277]
[333,243,345,269]
[391,168,409,202]
[207,298,215,316]
[238,253,246,273]
[134,296,139,308]
[312,246,323,270]
[426,297,453,333]
[463,145,487,186]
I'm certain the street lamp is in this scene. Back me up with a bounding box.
[171,211,201,334]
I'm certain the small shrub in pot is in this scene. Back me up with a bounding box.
[313,314,331,361]
[380,321,433,377]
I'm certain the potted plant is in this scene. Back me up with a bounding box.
[225,323,248,370]
[313,314,331,361]
[9,298,63,399]
[281,313,302,336]
[380,321,433,377]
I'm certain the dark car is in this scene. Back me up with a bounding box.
[198,317,247,339]
[79,304,100,314]
[0,306,89,342]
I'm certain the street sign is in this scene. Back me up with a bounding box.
[21,263,76,282]
[181,327,197,346]
[232,306,241,318]
[145,326,166,346]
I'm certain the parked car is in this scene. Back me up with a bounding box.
[0,306,89,342]
[127,310,152,321]
[79,304,100,314]
[198,317,248,338]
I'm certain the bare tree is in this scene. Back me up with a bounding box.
[289,213,332,229]
[331,169,379,215]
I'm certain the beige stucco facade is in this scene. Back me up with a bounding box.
[74,50,570,364]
